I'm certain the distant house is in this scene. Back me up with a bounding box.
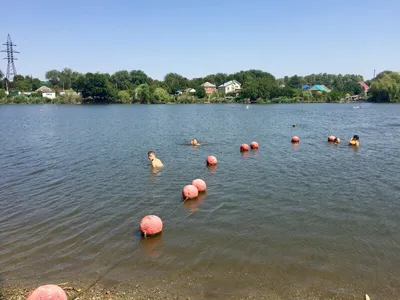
[184,88,196,93]
[218,80,241,94]
[310,85,331,93]
[59,89,78,96]
[358,81,369,92]
[201,82,216,94]
[36,86,56,99]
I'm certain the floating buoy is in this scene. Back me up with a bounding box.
[250,141,259,149]
[192,179,206,192]
[140,215,163,237]
[27,284,67,300]
[39,109,43,112]
[291,136,300,143]
[182,185,199,199]
[328,135,336,142]
[206,155,217,165]
[240,143,250,152]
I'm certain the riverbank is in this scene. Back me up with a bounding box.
[1,281,371,299]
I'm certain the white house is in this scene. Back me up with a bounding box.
[36,86,56,99]
[184,88,196,93]
[218,80,241,94]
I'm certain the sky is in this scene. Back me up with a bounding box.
[1,0,399,81]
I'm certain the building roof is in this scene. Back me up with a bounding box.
[36,86,54,93]
[184,88,196,93]
[201,82,216,88]
[310,84,330,93]
[218,80,241,88]
[302,84,310,89]
[359,81,369,90]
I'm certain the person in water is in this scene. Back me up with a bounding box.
[334,137,341,144]
[148,150,163,168]
[190,138,200,146]
[349,135,359,146]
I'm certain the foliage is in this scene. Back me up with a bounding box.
[153,87,171,103]
[134,84,151,104]
[368,71,400,102]
[3,66,399,105]
[0,88,6,99]
[117,90,132,104]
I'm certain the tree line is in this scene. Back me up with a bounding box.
[0,68,399,104]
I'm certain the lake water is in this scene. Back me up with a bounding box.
[0,103,399,299]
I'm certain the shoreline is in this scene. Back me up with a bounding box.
[0,280,376,300]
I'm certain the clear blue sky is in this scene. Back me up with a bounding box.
[1,0,399,81]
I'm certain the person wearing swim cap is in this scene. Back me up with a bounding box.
[349,135,359,146]
[148,150,163,168]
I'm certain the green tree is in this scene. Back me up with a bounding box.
[164,73,188,94]
[369,71,400,102]
[130,70,151,86]
[134,83,151,103]
[12,75,31,91]
[45,69,61,87]
[111,70,132,90]
[0,69,4,79]
[117,90,132,104]
[195,86,206,98]
[81,73,117,103]
[59,68,73,90]
[32,78,42,90]
[153,87,170,103]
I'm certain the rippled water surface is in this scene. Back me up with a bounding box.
[0,103,399,299]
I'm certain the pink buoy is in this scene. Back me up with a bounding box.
[140,215,163,237]
[250,141,259,149]
[39,109,43,112]
[206,155,217,165]
[240,143,249,152]
[27,284,67,300]
[192,179,206,192]
[291,136,300,143]
[182,184,199,199]
[328,135,336,142]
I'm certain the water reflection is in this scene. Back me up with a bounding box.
[291,143,300,151]
[182,192,206,212]
[241,151,249,159]
[207,165,218,174]
[139,233,163,258]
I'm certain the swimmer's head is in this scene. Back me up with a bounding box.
[352,135,359,141]
[292,124,296,127]
[148,150,156,161]
[334,137,340,144]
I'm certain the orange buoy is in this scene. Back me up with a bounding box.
[328,135,336,142]
[182,185,199,199]
[140,215,163,237]
[27,285,67,300]
[291,136,300,143]
[240,143,250,152]
[192,179,206,192]
[250,141,259,149]
[206,155,217,165]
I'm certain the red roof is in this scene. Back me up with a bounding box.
[359,81,369,90]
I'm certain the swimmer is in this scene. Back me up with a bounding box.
[334,137,340,144]
[292,124,296,128]
[148,150,164,168]
[349,135,359,146]
[190,138,200,146]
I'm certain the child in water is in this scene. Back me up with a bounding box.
[147,150,164,168]
[349,135,360,146]
[190,138,200,146]
[334,137,341,144]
